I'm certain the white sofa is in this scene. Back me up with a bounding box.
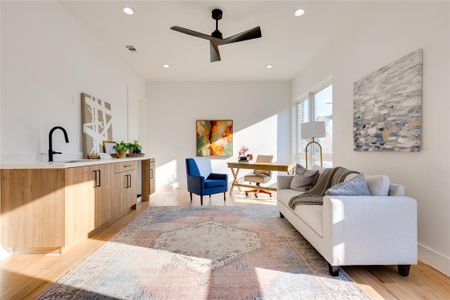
[277,169,417,276]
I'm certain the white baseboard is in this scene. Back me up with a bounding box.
[418,243,450,276]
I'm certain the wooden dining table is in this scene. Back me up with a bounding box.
[226,161,296,194]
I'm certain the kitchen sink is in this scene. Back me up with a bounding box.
[52,159,91,164]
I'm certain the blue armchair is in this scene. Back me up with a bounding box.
[185,158,228,205]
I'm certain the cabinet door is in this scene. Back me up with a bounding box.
[127,170,137,208]
[150,162,156,195]
[93,164,115,228]
[119,171,137,211]
[65,166,96,248]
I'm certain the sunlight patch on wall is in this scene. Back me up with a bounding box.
[156,159,179,189]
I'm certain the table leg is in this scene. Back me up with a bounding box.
[230,167,240,195]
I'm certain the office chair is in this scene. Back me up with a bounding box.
[244,155,273,198]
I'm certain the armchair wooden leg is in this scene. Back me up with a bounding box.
[200,195,203,206]
[398,265,411,276]
[190,192,193,202]
[223,192,226,201]
[209,195,211,199]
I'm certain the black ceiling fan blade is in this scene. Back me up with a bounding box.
[210,42,221,62]
[170,26,214,41]
[222,26,262,45]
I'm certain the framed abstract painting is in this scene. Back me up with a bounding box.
[81,93,113,157]
[353,49,423,152]
[196,120,233,157]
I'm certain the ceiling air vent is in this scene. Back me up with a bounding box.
[126,45,137,52]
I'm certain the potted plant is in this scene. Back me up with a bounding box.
[127,140,143,154]
[114,141,128,159]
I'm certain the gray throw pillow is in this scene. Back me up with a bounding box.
[294,163,307,175]
[326,174,371,196]
[290,164,319,192]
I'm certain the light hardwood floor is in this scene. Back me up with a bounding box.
[1,189,449,300]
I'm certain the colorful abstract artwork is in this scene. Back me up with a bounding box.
[196,120,233,156]
[353,49,423,152]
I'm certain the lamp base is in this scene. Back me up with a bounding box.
[304,138,323,169]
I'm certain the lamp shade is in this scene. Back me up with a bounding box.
[300,121,326,139]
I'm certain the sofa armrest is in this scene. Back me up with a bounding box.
[277,175,294,190]
[389,183,406,196]
[323,195,417,266]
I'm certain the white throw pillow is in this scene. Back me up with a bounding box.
[365,175,390,196]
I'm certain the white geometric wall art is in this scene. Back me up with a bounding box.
[81,93,113,156]
[353,49,423,152]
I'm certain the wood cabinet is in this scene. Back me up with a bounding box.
[65,165,96,249]
[1,158,152,254]
[93,164,115,228]
[114,161,137,214]
[1,169,66,252]
[150,160,156,195]
[142,158,156,201]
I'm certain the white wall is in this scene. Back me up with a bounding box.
[146,81,291,188]
[292,2,450,274]
[1,1,146,162]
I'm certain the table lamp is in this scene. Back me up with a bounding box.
[300,121,326,169]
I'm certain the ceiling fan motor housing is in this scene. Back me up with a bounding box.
[212,9,223,20]
[211,9,223,39]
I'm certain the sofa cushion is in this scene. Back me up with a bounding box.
[277,189,304,204]
[389,183,405,196]
[365,175,390,196]
[290,164,319,192]
[326,174,371,196]
[295,205,323,237]
[277,189,323,236]
[204,179,226,188]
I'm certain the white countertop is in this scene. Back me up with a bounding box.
[0,156,154,169]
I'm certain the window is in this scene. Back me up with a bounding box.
[296,84,333,167]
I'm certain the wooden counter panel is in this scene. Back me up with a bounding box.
[1,169,65,248]
[64,166,95,249]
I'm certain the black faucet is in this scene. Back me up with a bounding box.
[48,126,69,162]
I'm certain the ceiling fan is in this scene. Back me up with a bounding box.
[170,8,262,63]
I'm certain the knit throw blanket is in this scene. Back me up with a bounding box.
[288,167,359,209]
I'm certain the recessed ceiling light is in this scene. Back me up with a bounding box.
[294,9,305,17]
[123,7,134,15]
[162,64,170,69]
[265,64,273,69]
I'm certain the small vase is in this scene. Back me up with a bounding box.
[118,150,127,159]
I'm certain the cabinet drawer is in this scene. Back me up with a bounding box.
[114,161,137,173]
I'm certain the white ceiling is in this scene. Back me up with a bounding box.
[61,1,367,81]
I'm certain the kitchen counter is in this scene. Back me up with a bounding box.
[0,156,156,254]
[0,156,154,169]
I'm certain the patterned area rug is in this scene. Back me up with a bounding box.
[40,206,369,299]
